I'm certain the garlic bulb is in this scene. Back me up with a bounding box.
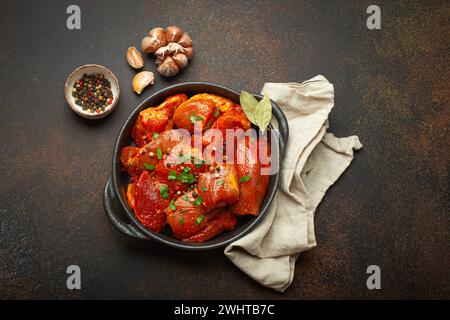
[140,25,193,77]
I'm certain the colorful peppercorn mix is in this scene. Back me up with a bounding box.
[72,73,113,113]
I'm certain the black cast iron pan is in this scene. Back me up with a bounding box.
[103,82,289,250]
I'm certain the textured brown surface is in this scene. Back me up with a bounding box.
[0,0,448,299]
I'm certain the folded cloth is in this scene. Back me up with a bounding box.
[224,75,363,292]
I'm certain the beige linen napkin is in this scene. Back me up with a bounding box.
[224,75,362,292]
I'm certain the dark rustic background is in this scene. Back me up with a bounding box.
[0,0,448,299]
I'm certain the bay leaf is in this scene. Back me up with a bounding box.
[255,94,272,131]
[239,91,258,124]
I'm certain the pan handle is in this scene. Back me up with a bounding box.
[103,176,148,240]
[270,100,289,157]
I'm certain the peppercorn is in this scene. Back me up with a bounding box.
[72,73,113,113]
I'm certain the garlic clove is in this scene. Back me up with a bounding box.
[141,36,156,54]
[172,53,188,69]
[148,27,167,39]
[126,47,144,69]
[183,46,194,60]
[141,27,167,53]
[177,33,192,48]
[132,71,155,94]
[166,25,183,43]
[157,57,179,77]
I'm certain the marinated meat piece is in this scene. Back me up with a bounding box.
[173,97,215,133]
[212,105,251,136]
[184,210,237,242]
[120,129,189,177]
[132,94,188,146]
[197,164,239,210]
[166,191,215,239]
[126,183,135,209]
[233,137,270,216]
[131,171,170,232]
[189,93,234,113]
[155,146,207,179]
[201,105,250,149]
